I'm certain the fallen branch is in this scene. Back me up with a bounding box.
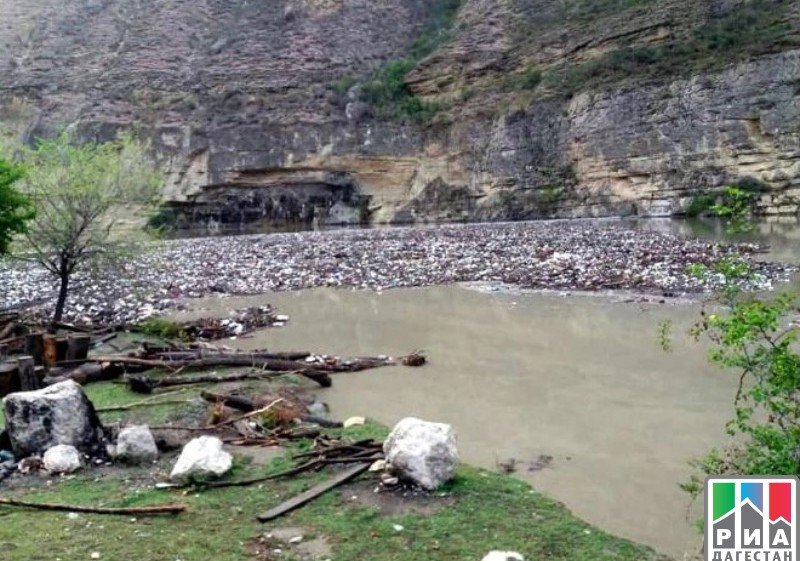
[257,463,370,522]
[199,459,322,490]
[0,497,186,516]
[149,399,284,432]
[96,398,192,413]
[200,390,256,412]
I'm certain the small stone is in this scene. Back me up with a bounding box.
[90,552,100,560]
[43,445,82,474]
[482,552,524,561]
[369,459,386,472]
[392,524,404,532]
[289,536,303,544]
[343,416,366,428]
[380,473,399,486]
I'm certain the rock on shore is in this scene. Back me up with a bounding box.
[0,221,794,325]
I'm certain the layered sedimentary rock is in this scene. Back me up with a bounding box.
[1,0,798,231]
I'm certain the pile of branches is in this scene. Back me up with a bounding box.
[197,436,384,491]
[44,342,401,393]
[120,343,396,393]
[180,306,288,340]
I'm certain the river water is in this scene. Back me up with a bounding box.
[175,217,800,559]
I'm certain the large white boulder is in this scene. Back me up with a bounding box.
[170,436,232,482]
[482,552,524,561]
[383,417,458,490]
[2,380,105,457]
[43,444,82,474]
[115,425,158,464]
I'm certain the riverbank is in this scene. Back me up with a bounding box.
[0,379,669,561]
[1,220,795,325]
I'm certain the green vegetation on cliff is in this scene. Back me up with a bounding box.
[543,0,798,96]
[358,0,463,121]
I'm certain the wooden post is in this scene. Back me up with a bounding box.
[66,335,91,361]
[24,333,45,366]
[43,335,58,368]
[0,361,19,397]
[17,356,39,391]
[0,343,8,361]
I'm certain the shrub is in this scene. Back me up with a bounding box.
[136,317,189,341]
[504,65,543,91]
[0,158,34,255]
[670,261,800,510]
[684,194,716,218]
[353,0,464,122]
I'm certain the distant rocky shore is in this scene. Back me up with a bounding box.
[0,221,795,325]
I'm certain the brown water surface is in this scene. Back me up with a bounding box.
[177,285,737,558]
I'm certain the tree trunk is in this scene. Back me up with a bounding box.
[53,271,70,325]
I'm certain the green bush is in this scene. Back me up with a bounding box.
[564,0,655,20]
[536,185,564,204]
[0,158,34,255]
[673,262,800,508]
[147,205,178,233]
[136,317,189,341]
[504,65,543,91]
[333,75,358,96]
[711,184,761,233]
[354,0,464,122]
[684,194,716,218]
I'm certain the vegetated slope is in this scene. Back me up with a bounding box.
[1,0,799,232]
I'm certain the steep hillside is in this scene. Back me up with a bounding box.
[1,0,799,232]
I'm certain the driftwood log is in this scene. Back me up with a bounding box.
[0,497,186,516]
[126,369,331,394]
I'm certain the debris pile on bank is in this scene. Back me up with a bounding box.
[180,306,289,340]
[0,337,451,524]
[1,221,794,324]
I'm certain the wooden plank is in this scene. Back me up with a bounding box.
[256,463,369,522]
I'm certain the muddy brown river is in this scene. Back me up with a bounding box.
[175,217,800,559]
[179,287,727,557]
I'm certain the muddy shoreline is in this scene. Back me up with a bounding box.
[0,220,795,325]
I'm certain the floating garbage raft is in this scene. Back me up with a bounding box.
[1,221,796,325]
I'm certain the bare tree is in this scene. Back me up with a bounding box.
[7,131,161,323]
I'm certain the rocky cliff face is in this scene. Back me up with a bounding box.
[1,0,799,232]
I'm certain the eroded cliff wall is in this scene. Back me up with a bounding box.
[1,0,799,232]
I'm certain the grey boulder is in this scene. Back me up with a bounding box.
[2,380,105,457]
[383,417,458,490]
[115,425,158,464]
